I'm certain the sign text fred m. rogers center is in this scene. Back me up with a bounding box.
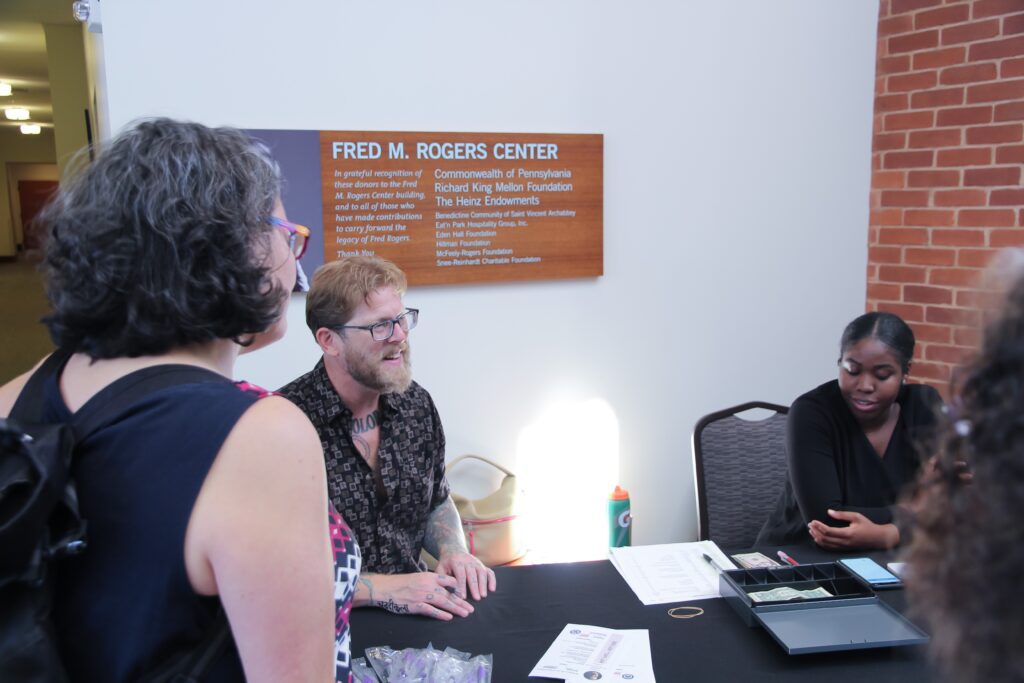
[320,131,602,285]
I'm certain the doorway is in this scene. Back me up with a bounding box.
[1,164,58,382]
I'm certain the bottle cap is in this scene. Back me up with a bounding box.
[609,485,630,500]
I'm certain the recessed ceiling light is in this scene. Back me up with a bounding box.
[20,124,42,135]
[5,107,30,120]
[0,83,12,97]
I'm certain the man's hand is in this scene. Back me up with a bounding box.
[355,572,474,621]
[421,496,497,600]
[436,551,497,601]
[807,509,899,550]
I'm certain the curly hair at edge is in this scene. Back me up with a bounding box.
[39,118,285,359]
[906,273,1024,681]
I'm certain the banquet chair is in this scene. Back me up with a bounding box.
[691,402,789,549]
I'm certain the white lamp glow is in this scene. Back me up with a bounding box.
[5,107,30,120]
[516,397,620,563]
[20,124,41,135]
[0,83,11,97]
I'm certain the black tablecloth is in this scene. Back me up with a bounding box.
[350,548,934,682]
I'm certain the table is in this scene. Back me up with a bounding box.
[350,545,934,682]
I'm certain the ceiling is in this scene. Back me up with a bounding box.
[0,0,80,131]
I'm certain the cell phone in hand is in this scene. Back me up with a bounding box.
[838,557,903,589]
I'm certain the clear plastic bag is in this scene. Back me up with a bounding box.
[351,657,381,683]
[361,645,493,683]
[365,646,397,682]
[386,644,443,682]
[431,653,492,682]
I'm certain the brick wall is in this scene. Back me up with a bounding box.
[868,0,1024,392]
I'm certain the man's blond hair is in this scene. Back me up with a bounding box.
[305,256,407,334]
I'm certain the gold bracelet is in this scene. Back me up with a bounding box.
[667,605,704,619]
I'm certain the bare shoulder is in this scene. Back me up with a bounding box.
[229,395,321,458]
[186,394,334,682]
[189,394,326,558]
[213,395,325,493]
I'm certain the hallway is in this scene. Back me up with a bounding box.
[0,258,52,383]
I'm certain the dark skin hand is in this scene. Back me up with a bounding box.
[808,510,899,550]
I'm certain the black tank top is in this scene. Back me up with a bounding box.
[44,367,255,682]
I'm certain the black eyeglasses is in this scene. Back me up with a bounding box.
[335,308,419,341]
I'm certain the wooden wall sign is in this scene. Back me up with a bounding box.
[319,131,603,285]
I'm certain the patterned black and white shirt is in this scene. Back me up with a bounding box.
[280,359,450,574]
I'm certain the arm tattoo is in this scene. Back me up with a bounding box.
[358,577,376,603]
[359,577,410,614]
[423,497,469,558]
[377,598,410,615]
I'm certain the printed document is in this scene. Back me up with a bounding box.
[529,624,655,682]
[609,541,735,605]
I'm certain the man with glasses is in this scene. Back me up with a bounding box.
[280,256,496,621]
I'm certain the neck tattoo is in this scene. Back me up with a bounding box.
[351,409,380,436]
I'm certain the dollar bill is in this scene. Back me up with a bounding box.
[748,586,833,603]
[731,552,782,569]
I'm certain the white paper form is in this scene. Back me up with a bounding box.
[609,541,735,605]
[530,624,656,682]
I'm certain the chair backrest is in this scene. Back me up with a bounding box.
[691,402,789,549]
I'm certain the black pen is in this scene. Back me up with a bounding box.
[702,552,728,573]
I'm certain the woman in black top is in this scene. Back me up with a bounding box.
[0,120,337,682]
[757,312,942,549]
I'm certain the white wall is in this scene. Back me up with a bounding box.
[43,23,91,178]
[83,27,111,143]
[100,0,878,546]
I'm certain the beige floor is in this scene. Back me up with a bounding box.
[0,258,54,384]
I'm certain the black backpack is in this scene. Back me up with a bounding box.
[0,350,231,682]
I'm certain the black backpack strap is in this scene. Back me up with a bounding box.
[9,351,227,439]
[8,348,74,423]
[6,359,231,570]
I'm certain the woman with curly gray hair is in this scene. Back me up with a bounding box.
[0,119,338,682]
[906,249,1024,682]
